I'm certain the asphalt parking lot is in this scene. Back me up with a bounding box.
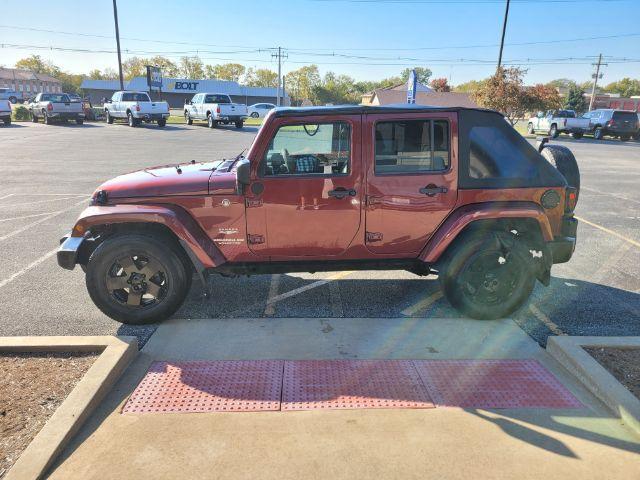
[0,121,638,347]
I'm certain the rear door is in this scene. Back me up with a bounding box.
[245,114,362,258]
[364,112,458,254]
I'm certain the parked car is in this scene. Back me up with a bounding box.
[27,93,85,124]
[184,93,248,128]
[527,110,590,138]
[582,109,639,140]
[104,91,169,127]
[0,100,12,125]
[635,113,640,140]
[58,105,579,325]
[248,103,276,119]
[0,87,22,104]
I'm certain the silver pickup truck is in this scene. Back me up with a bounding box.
[0,100,11,126]
[184,93,248,128]
[527,109,590,138]
[104,91,170,127]
[28,93,85,125]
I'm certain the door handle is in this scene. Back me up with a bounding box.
[328,188,356,199]
[419,184,448,197]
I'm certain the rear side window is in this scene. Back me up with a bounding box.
[469,126,537,179]
[205,94,231,103]
[374,119,450,174]
[122,93,150,102]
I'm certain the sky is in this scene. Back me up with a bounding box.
[0,0,639,86]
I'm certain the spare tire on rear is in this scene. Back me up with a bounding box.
[541,144,580,201]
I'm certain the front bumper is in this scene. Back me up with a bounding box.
[57,234,83,270]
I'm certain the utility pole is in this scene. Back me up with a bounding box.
[497,0,511,71]
[112,0,124,90]
[588,53,607,112]
[272,47,287,106]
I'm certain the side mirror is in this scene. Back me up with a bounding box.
[236,159,251,189]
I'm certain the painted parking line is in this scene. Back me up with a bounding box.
[0,194,15,201]
[0,195,86,209]
[401,290,444,316]
[575,215,640,249]
[0,212,59,223]
[580,186,640,206]
[0,247,58,290]
[529,304,566,336]
[0,198,88,243]
[263,274,282,317]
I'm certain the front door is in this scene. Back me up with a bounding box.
[364,112,458,254]
[245,115,362,258]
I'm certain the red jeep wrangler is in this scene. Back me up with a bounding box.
[58,106,579,324]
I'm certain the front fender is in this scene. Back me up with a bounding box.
[71,204,225,269]
[419,201,553,264]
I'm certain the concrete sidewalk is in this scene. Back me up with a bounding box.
[48,317,640,479]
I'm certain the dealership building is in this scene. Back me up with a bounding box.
[80,76,288,107]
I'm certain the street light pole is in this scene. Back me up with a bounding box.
[112,0,124,90]
[497,0,511,71]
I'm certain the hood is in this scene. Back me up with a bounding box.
[97,161,223,199]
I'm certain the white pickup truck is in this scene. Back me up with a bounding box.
[184,93,248,129]
[104,91,170,127]
[0,99,11,126]
[527,109,590,139]
[28,93,85,125]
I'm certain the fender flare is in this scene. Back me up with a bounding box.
[71,204,226,269]
[419,201,553,264]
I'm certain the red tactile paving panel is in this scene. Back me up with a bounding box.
[281,360,434,411]
[413,359,582,409]
[122,360,284,413]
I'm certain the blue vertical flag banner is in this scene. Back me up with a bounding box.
[407,69,417,104]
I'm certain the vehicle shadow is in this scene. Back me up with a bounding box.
[0,123,26,128]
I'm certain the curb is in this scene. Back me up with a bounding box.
[2,336,138,480]
[547,336,640,436]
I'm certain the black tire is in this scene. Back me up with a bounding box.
[235,120,244,129]
[157,118,166,127]
[632,131,640,141]
[185,112,193,125]
[85,234,192,325]
[251,112,259,118]
[594,127,603,140]
[571,132,583,139]
[3,117,10,126]
[541,144,580,201]
[549,124,559,138]
[527,123,534,135]
[105,110,113,124]
[207,114,216,128]
[76,118,84,125]
[31,111,38,123]
[620,135,630,142]
[439,231,535,320]
[9,96,17,104]
[43,111,51,125]
[127,112,136,127]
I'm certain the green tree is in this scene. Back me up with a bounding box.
[88,68,118,80]
[564,85,588,114]
[179,56,204,79]
[122,57,147,80]
[313,72,362,105]
[245,68,278,87]
[400,67,432,84]
[454,79,483,93]
[546,78,577,91]
[15,55,50,73]
[603,77,640,98]
[472,67,530,125]
[205,63,246,82]
[285,65,321,105]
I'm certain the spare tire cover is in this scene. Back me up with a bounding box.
[541,145,580,201]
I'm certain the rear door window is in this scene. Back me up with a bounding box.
[374,119,450,174]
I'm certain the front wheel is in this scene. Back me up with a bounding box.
[439,231,535,320]
[105,110,113,124]
[184,112,193,125]
[594,127,603,140]
[620,135,630,142]
[235,120,244,129]
[549,124,559,138]
[9,96,17,104]
[31,111,38,123]
[85,234,192,325]
[527,123,534,135]
[250,112,259,118]
[76,118,84,125]
[3,117,10,126]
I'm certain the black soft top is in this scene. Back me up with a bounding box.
[272,103,503,118]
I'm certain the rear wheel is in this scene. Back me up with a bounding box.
[594,127,604,140]
[105,110,113,124]
[85,234,192,325]
[251,112,259,118]
[3,117,10,126]
[633,131,640,141]
[620,135,630,141]
[439,231,535,320]
[207,114,217,128]
[527,123,534,135]
[235,120,244,129]
[76,118,84,125]
[31,111,38,123]
[549,124,559,138]
[43,111,51,125]
[127,112,136,127]
[9,96,17,104]
[157,118,166,127]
